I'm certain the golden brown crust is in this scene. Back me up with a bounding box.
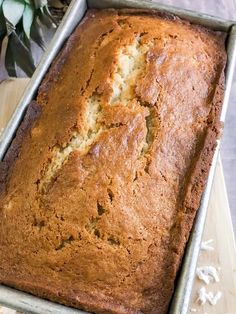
[0,9,227,314]
[0,101,42,195]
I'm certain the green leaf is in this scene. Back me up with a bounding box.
[23,4,34,38]
[38,7,54,28]
[30,16,45,50]
[43,5,57,26]
[0,11,6,37]
[2,0,25,26]
[5,20,15,35]
[16,24,31,49]
[48,0,64,9]
[33,0,47,9]
[0,33,6,56]
[5,37,17,77]
[7,31,35,76]
[24,0,31,4]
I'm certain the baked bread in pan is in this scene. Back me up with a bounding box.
[0,9,226,314]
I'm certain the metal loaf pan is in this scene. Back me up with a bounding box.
[0,0,236,313]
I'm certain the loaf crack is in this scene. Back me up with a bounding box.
[111,37,159,157]
[141,108,158,155]
[55,235,75,251]
[39,37,159,193]
[111,37,150,105]
[39,94,102,193]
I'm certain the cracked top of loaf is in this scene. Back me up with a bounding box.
[0,9,226,314]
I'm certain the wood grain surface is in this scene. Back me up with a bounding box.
[0,79,29,131]
[189,159,236,314]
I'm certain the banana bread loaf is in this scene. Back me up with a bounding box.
[0,9,226,314]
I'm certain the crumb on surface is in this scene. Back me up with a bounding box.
[197,286,222,305]
[201,239,214,251]
[196,265,220,285]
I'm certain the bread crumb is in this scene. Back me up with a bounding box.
[190,309,197,312]
[201,239,214,251]
[197,286,222,305]
[196,265,220,285]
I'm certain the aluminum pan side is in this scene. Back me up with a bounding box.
[88,0,235,31]
[0,0,87,161]
[170,24,236,313]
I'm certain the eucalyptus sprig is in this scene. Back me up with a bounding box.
[0,0,57,77]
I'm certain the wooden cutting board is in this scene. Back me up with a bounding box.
[0,79,236,314]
